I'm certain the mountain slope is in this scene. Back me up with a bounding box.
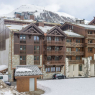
[3,5,77,23]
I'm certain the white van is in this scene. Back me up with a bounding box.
[0,75,8,82]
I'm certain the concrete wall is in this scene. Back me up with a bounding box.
[0,38,9,66]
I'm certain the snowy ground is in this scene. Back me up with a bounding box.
[37,78,95,95]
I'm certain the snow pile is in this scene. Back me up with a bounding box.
[0,65,8,71]
[0,80,29,95]
[37,78,95,95]
[16,68,32,72]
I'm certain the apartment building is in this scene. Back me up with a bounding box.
[0,18,95,81]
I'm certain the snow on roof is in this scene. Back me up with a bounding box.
[16,68,32,72]
[0,65,8,71]
[77,24,95,30]
[38,26,54,33]
[6,24,28,31]
[15,65,42,76]
[63,30,84,38]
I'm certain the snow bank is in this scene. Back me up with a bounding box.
[0,65,8,71]
[38,78,95,95]
[16,68,32,72]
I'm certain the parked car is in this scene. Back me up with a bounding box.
[4,81,11,86]
[52,74,66,79]
[0,75,11,86]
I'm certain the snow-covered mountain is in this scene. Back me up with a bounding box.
[3,4,89,24]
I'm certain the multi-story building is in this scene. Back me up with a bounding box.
[0,17,95,81]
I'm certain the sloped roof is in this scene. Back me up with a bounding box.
[15,65,42,76]
[63,30,84,38]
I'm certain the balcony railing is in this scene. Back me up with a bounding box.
[20,60,26,65]
[44,50,65,55]
[69,60,84,64]
[66,51,84,55]
[90,60,95,64]
[66,42,84,47]
[20,50,26,55]
[44,60,65,65]
[34,50,39,54]
[34,60,40,65]
[87,43,95,47]
[87,34,95,38]
[44,41,64,46]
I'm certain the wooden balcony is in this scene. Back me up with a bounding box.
[34,50,39,54]
[44,50,65,55]
[69,60,84,64]
[87,34,95,39]
[66,42,84,47]
[87,43,95,47]
[34,60,40,65]
[66,51,84,56]
[44,60,65,65]
[20,60,26,65]
[44,41,64,46]
[90,60,95,64]
[20,50,26,55]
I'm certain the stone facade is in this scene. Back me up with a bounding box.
[26,55,34,65]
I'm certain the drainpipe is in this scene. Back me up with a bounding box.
[11,31,13,70]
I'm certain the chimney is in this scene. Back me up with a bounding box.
[36,20,44,27]
[76,19,85,24]
[30,15,35,20]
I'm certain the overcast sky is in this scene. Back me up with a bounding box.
[0,0,95,21]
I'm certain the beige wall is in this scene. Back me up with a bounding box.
[90,64,94,76]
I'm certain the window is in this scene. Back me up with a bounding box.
[55,37,59,41]
[56,67,61,72]
[79,65,82,71]
[67,56,72,60]
[89,56,92,60]
[76,39,80,43]
[55,56,59,61]
[55,47,59,51]
[47,37,51,41]
[34,56,39,60]
[76,48,80,52]
[46,67,50,72]
[51,67,55,72]
[34,36,39,41]
[66,39,71,42]
[34,46,39,50]
[88,48,92,52]
[20,45,26,50]
[66,48,71,52]
[0,76,3,79]
[20,35,26,40]
[47,56,51,61]
[88,31,92,34]
[47,46,51,51]
[88,40,92,43]
[20,56,26,60]
[76,56,81,60]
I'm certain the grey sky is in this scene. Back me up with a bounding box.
[0,0,95,21]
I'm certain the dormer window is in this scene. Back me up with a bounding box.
[55,37,59,41]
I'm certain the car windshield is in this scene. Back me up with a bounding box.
[56,74,63,76]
